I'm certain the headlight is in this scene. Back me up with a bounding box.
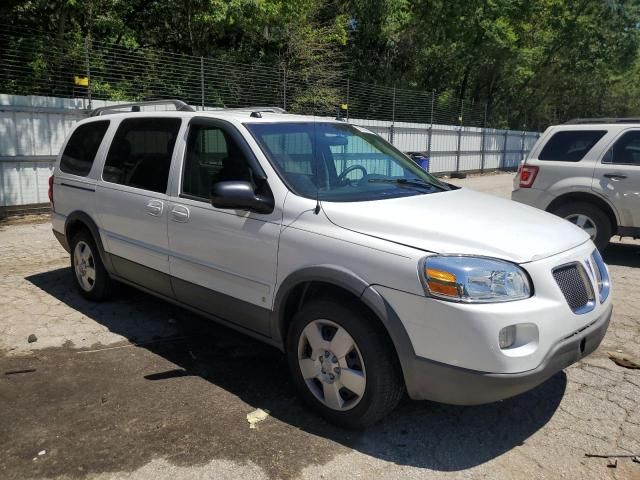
[590,249,610,303]
[422,255,532,303]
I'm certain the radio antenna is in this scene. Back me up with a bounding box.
[313,115,321,214]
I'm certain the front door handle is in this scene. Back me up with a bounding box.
[146,199,164,216]
[171,205,190,223]
[604,173,627,180]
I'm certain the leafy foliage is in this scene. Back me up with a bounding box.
[1,0,639,129]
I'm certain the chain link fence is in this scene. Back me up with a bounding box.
[0,26,540,215]
[0,25,489,126]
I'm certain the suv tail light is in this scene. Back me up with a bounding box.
[48,175,54,210]
[518,165,539,188]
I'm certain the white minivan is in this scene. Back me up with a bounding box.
[50,101,612,428]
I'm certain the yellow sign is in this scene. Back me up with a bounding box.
[74,76,89,87]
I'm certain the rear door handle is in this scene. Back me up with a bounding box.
[171,205,190,223]
[604,173,627,180]
[146,199,164,216]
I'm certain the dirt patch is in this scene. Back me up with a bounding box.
[0,331,358,480]
[0,214,50,228]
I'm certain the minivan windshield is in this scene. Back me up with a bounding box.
[246,122,450,202]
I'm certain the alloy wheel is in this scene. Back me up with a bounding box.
[297,319,367,411]
[565,213,597,241]
[73,241,96,292]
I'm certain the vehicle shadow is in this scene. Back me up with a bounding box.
[603,241,640,268]
[26,267,565,473]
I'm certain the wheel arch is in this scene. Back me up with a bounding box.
[546,191,619,234]
[271,266,416,385]
[64,211,114,273]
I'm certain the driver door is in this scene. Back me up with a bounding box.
[167,119,282,336]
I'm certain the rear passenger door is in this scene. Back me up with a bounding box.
[592,129,640,228]
[167,118,281,336]
[96,117,182,297]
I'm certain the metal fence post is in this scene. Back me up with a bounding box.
[345,78,350,122]
[430,90,435,126]
[520,130,526,162]
[427,90,434,172]
[455,126,462,173]
[426,127,433,172]
[501,130,509,170]
[200,56,205,110]
[480,103,487,173]
[84,36,92,110]
[390,86,396,145]
[283,67,287,111]
[480,129,486,174]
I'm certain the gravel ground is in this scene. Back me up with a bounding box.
[1,173,639,480]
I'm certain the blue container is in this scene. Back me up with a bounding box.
[415,156,430,172]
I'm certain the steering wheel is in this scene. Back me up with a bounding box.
[337,165,368,185]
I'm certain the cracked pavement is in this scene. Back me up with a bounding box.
[1,173,639,480]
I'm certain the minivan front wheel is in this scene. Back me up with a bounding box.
[287,298,404,429]
[552,202,612,251]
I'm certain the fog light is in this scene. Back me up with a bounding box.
[499,325,516,349]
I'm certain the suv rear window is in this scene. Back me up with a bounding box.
[538,130,606,162]
[59,121,110,176]
[102,118,181,193]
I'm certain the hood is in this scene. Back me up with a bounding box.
[321,188,590,264]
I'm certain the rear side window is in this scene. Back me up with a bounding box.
[60,121,110,176]
[103,118,181,193]
[603,131,640,166]
[538,130,606,162]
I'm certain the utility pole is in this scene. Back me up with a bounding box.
[200,57,205,110]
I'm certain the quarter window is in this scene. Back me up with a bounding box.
[538,130,606,162]
[103,118,181,193]
[59,121,110,176]
[603,131,640,166]
[182,124,253,199]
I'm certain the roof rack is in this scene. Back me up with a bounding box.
[564,117,640,125]
[89,99,195,117]
[207,106,286,117]
[221,106,286,113]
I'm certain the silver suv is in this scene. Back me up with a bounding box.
[512,118,640,250]
[50,101,612,428]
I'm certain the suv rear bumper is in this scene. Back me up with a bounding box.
[404,304,611,404]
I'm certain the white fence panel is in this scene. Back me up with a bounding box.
[0,94,541,212]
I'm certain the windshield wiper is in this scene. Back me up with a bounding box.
[368,178,448,191]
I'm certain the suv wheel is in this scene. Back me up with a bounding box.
[286,298,404,429]
[552,202,612,251]
[70,229,113,301]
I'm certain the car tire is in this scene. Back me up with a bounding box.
[70,229,113,301]
[286,297,404,429]
[552,202,612,252]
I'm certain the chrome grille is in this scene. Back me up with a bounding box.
[552,263,594,313]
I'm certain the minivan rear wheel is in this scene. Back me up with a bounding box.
[552,202,612,251]
[70,229,113,301]
[286,298,404,429]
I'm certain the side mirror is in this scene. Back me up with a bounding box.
[210,181,274,214]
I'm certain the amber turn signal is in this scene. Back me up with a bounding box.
[425,268,459,297]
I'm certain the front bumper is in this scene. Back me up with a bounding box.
[404,303,611,404]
